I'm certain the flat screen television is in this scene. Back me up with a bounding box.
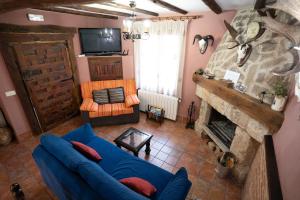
[79,28,122,55]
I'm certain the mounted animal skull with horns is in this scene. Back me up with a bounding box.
[193,35,214,54]
[224,20,265,67]
[255,0,300,76]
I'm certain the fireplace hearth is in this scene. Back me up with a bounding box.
[207,108,236,148]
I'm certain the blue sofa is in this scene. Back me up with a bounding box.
[32,124,192,200]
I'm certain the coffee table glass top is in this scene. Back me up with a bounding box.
[115,128,152,148]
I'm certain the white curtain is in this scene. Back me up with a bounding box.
[134,20,188,98]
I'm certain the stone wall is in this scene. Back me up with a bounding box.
[206,9,299,104]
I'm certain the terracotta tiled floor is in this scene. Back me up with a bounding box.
[0,113,241,200]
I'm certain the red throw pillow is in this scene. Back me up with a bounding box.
[119,177,157,197]
[71,141,102,162]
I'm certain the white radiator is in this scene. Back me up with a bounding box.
[138,90,179,121]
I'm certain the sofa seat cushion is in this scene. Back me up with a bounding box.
[89,104,112,118]
[85,137,132,174]
[157,168,192,200]
[112,103,134,116]
[111,157,173,198]
[80,98,98,112]
[78,161,149,200]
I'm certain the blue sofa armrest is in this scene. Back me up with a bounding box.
[157,168,192,200]
[32,145,99,200]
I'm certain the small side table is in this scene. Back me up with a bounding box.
[114,127,153,157]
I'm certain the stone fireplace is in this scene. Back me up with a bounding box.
[194,76,284,183]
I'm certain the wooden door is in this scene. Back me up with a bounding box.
[88,56,123,81]
[12,41,79,131]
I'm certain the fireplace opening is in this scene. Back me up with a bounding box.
[207,108,237,148]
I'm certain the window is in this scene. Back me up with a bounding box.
[134,20,188,98]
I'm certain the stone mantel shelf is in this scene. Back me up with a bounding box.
[193,74,284,134]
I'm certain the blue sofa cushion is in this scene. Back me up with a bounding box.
[111,157,173,198]
[63,123,96,144]
[77,161,149,200]
[40,134,93,171]
[85,137,132,173]
[157,168,192,200]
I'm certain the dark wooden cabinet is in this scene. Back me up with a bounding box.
[88,56,123,81]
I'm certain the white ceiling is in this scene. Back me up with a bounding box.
[86,0,256,16]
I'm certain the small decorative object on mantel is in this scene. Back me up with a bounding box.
[203,72,215,79]
[258,91,267,103]
[271,79,288,112]
[258,90,273,104]
[146,105,165,124]
[220,79,234,88]
[193,34,214,54]
[234,82,247,93]
[194,68,204,75]
[185,101,196,129]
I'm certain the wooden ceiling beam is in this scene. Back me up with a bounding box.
[35,6,118,19]
[66,5,132,17]
[150,0,188,15]
[102,2,159,16]
[0,0,107,14]
[201,0,222,14]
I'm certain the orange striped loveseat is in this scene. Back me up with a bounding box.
[80,79,140,126]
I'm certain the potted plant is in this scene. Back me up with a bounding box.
[271,79,288,111]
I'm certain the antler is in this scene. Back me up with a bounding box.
[261,16,300,48]
[193,35,202,45]
[272,50,300,76]
[261,16,300,76]
[224,20,240,48]
[266,0,300,22]
[244,22,265,45]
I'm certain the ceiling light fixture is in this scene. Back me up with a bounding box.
[122,0,151,41]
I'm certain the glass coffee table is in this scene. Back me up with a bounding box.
[114,127,153,157]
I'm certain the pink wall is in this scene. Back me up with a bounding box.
[0,8,132,137]
[273,92,300,200]
[0,8,235,136]
[178,11,236,117]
